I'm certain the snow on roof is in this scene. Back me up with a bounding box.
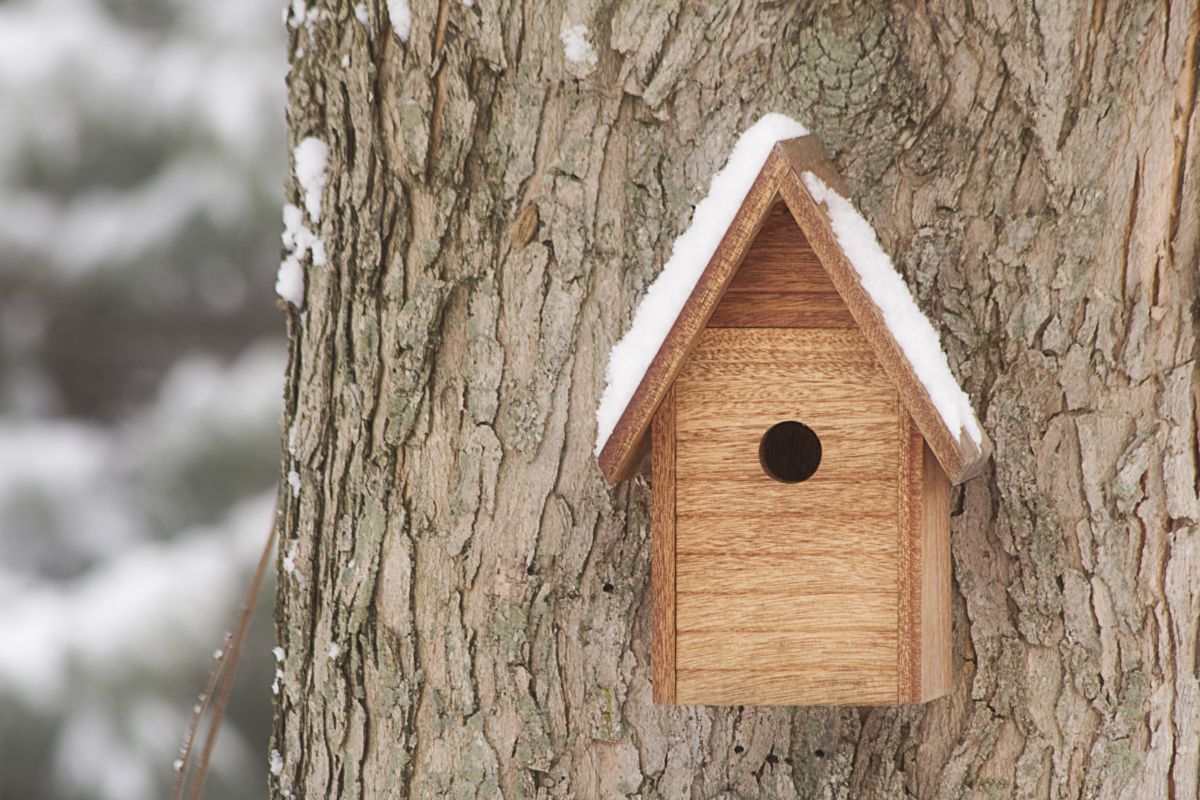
[801,172,983,446]
[594,113,810,454]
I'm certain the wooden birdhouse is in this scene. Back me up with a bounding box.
[594,117,992,707]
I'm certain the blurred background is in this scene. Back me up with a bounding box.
[0,0,286,797]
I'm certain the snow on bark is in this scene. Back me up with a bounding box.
[275,259,304,308]
[386,0,411,42]
[560,24,598,66]
[293,137,328,224]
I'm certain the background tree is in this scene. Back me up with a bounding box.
[274,1,1200,797]
[0,1,285,797]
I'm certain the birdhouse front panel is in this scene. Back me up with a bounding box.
[668,326,904,706]
[598,125,989,708]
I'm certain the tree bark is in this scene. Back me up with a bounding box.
[273,1,1200,797]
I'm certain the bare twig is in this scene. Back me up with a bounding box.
[170,631,228,800]
[173,499,278,800]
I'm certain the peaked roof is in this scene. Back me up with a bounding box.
[596,133,993,486]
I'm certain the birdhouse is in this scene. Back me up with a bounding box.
[594,117,992,707]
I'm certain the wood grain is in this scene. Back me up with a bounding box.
[675,669,897,707]
[676,591,895,633]
[675,552,896,595]
[674,511,897,556]
[895,419,954,703]
[919,440,952,701]
[676,631,895,672]
[669,326,902,706]
[896,413,922,702]
[708,202,854,328]
[674,328,900,517]
[651,386,676,704]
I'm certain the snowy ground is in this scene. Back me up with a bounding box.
[0,0,287,797]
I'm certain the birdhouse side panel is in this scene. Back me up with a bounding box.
[670,327,904,706]
[896,416,953,703]
[650,386,677,705]
[918,437,952,700]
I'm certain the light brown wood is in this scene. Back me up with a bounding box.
[676,591,895,633]
[595,136,993,487]
[675,669,896,707]
[894,419,954,704]
[596,161,786,483]
[896,413,922,702]
[675,552,895,595]
[669,326,902,706]
[708,202,854,328]
[651,386,676,704]
[674,511,897,556]
[676,631,895,673]
[919,441,952,701]
[707,293,853,328]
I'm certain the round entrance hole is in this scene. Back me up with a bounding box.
[758,421,822,483]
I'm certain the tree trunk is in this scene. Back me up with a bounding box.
[273,1,1200,797]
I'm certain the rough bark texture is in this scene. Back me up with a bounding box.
[274,1,1200,797]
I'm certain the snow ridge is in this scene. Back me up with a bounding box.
[594,113,809,454]
[801,172,983,445]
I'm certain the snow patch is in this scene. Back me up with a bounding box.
[273,646,285,662]
[801,172,983,445]
[594,113,810,453]
[287,0,323,31]
[560,24,598,66]
[275,258,304,308]
[286,0,307,29]
[327,643,340,660]
[270,749,284,776]
[276,135,329,310]
[276,200,326,309]
[286,469,301,498]
[387,0,411,41]
[282,202,323,264]
[354,3,370,29]
[293,137,328,223]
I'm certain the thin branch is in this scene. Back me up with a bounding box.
[170,634,228,800]
[173,498,279,800]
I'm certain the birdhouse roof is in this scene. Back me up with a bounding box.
[595,115,992,486]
